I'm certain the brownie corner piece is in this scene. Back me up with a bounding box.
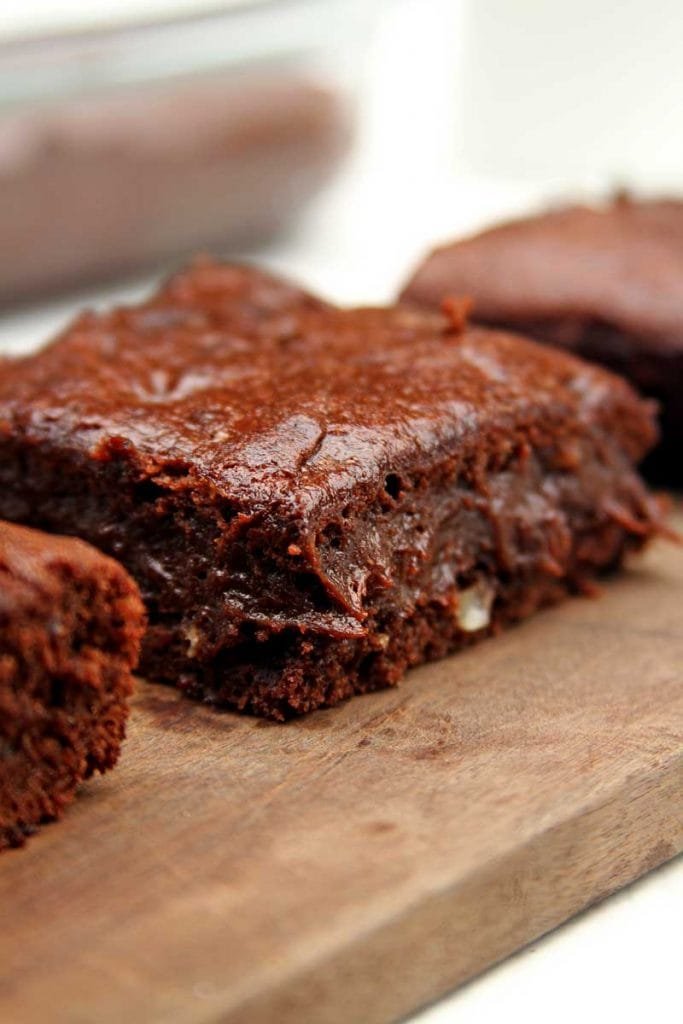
[0,521,145,850]
[0,262,663,720]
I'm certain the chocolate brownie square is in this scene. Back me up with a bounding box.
[400,195,683,481]
[0,260,661,719]
[0,521,144,849]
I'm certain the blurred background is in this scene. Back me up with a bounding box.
[3,0,683,344]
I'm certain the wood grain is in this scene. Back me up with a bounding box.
[1,522,682,1024]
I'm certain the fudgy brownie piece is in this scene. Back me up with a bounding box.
[400,196,683,481]
[0,521,144,849]
[0,260,661,720]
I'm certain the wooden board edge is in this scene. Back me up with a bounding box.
[223,751,683,1024]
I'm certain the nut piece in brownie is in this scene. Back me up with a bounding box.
[0,521,144,849]
[0,260,661,720]
[400,195,683,481]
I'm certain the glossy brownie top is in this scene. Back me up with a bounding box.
[0,259,656,516]
[401,197,683,348]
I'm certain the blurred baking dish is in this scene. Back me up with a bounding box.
[0,0,380,301]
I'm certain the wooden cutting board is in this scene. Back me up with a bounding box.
[1,521,682,1024]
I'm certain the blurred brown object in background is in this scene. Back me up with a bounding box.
[0,71,350,302]
[400,196,683,484]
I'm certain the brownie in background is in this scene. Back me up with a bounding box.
[401,196,683,481]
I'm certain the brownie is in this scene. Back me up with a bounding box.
[400,195,683,481]
[0,521,144,849]
[0,259,661,720]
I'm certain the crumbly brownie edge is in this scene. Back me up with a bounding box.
[0,531,145,849]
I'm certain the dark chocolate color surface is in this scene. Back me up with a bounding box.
[0,260,662,718]
[0,263,654,502]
